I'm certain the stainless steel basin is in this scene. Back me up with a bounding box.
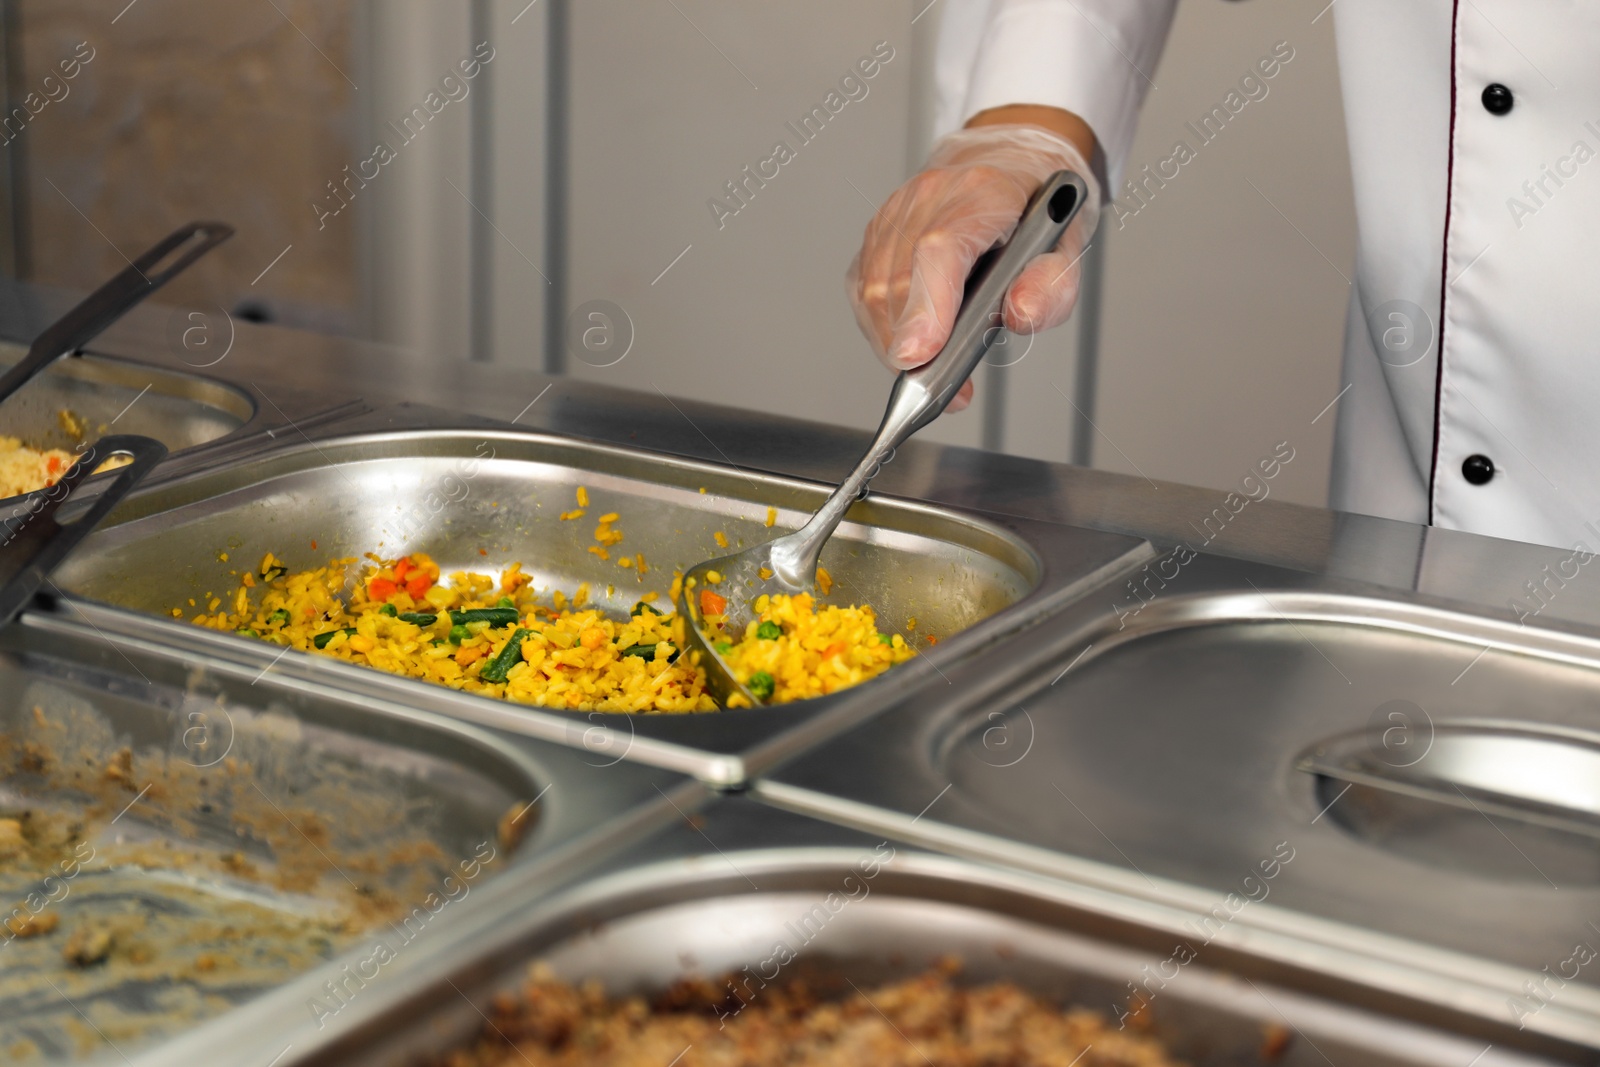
[58,427,1039,635]
[0,609,694,1064]
[238,798,1582,1066]
[50,427,1148,782]
[0,344,253,460]
[759,552,1600,1047]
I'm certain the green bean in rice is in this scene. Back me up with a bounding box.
[183,548,911,713]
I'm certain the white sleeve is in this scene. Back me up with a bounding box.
[933,0,1178,187]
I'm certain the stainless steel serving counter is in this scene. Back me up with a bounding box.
[2,278,1599,1059]
[757,550,1600,1047]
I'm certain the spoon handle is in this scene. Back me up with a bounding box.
[896,170,1090,432]
[0,434,167,627]
[770,170,1089,587]
[0,221,234,408]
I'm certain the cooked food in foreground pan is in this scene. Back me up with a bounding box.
[431,960,1184,1067]
[184,550,916,713]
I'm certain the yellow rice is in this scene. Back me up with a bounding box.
[709,592,913,705]
[0,408,134,497]
[0,436,79,497]
[185,550,913,714]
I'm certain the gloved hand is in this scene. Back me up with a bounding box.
[846,123,1101,411]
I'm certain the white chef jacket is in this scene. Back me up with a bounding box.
[934,0,1600,550]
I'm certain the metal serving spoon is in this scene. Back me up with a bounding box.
[0,220,233,408]
[0,433,166,627]
[678,169,1090,707]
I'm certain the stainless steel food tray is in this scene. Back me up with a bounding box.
[757,550,1600,1047]
[0,345,251,453]
[207,797,1582,1067]
[0,608,701,1065]
[50,423,1151,784]
[0,339,380,506]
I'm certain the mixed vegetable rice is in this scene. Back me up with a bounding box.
[184,551,915,714]
[692,579,911,705]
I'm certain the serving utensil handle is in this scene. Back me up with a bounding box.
[769,170,1089,587]
[0,433,167,627]
[0,220,234,407]
[894,170,1089,434]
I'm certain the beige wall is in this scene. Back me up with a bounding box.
[560,2,971,444]
[11,0,359,329]
[1094,1,1357,507]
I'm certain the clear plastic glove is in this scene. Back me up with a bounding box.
[846,124,1101,411]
